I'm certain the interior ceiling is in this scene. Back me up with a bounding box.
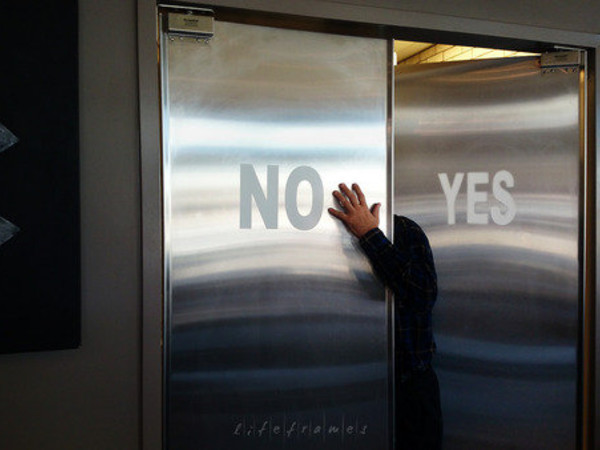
[394,40,433,61]
[394,40,538,65]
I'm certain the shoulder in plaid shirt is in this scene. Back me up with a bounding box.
[359,215,438,378]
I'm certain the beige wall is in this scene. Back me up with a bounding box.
[0,0,597,449]
[331,0,600,34]
[0,0,141,449]
[179,0,600,37]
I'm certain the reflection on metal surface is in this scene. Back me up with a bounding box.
[162,18,389,449]
[399,95,577,134]
[171,118,385,153]
[395,58,580,449]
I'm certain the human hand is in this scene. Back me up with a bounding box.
[328,183,381,238]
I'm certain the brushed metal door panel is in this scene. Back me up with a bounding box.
[395,58,580,449]
[161,19,390,449]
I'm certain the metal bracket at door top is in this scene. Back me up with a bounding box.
[541,51,582,74]
[161,5,215,41]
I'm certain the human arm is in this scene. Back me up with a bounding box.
[359,219,437,312]
[328,184,436,311]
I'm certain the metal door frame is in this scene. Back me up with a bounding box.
[138,2,599,449]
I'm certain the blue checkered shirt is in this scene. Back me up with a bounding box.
[359,215,437,378]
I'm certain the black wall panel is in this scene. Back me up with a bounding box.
[0,1,80,353]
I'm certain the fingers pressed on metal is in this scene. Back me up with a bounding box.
[339,183,358,207]
[353,183,366,205]
[328,207,346,220]
[333,190,351,210]
[371,202,381,219]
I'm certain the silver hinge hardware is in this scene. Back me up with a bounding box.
[541,51,581,74]
[167,10,214,42]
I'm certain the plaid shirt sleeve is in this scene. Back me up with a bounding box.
[358,216,437,312]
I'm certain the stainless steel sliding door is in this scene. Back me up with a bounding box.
[395,57,582,449]
[160,12,390,450]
